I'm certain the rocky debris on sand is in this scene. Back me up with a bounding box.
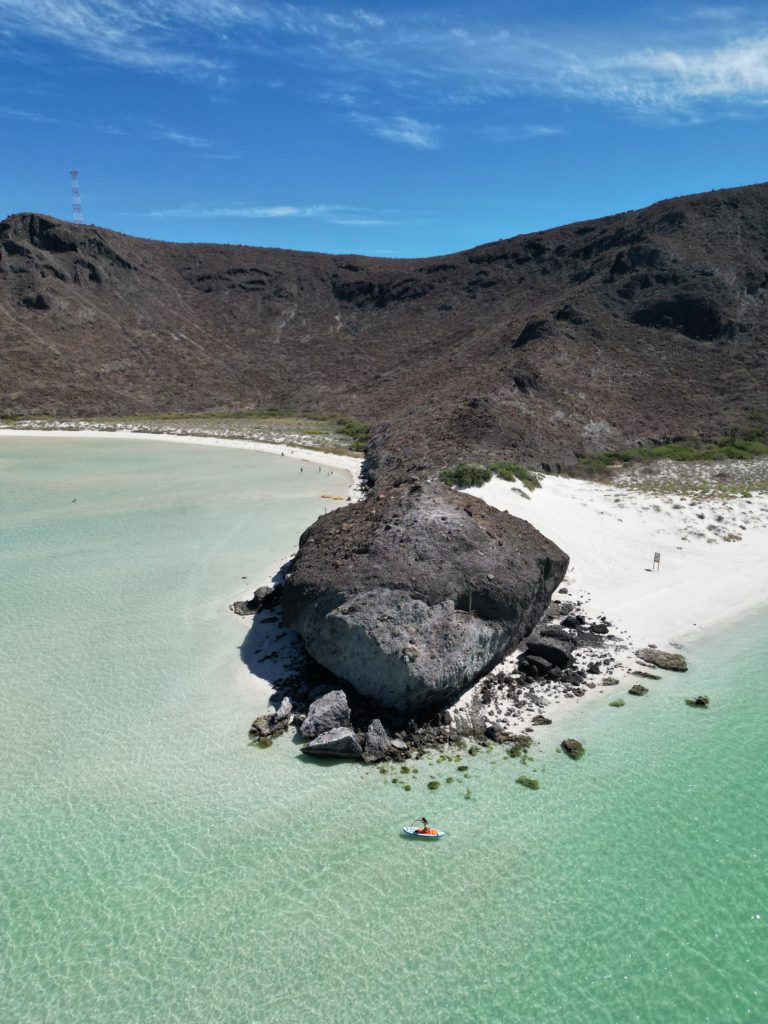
[300,689,351,738]
[630,669,661,680]
[231,584,281,617]
[303,727,363,758]
[636,648,688,671]
[362,719,395,762]
[628,683,649,696]
[283,480,568,715]
[685,695,710,708]
[561,738,585,760]
[531,714,552,725]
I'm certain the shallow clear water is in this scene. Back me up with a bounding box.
[1,438,766,1024]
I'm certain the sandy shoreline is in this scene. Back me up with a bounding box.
[470,474,768,647]
[0,427,364,483]
[465,472,768,729]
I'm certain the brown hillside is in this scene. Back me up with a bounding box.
[2,184,768,471]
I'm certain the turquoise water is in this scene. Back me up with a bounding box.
[1,438,766,1024]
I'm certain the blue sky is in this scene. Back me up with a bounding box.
[2,1,768,256]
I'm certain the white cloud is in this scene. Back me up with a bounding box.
[692,6,745,20]
[330,216,391,226]
[146,201,396,225]
[149,203,343,219]
[2,0,768,124]
[0,0,222,74]
[152,127,212,147]
[482,124,565,142]
[352,113,438,148]
[0,105,61,123]
[569,33,768,111]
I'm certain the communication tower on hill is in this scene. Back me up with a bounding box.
[70,169,83,224]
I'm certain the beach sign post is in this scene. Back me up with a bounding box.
[653,552,661,572]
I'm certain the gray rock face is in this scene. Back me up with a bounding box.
[300,689,351,738]
[303,727,363,758]
[636,647,688,672]
[283,481,568,714]
[362,719,394,763]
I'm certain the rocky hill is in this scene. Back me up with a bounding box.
[2,183,768,473]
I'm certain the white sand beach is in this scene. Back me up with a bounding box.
[469,473,768,651]
[0,428,364,485]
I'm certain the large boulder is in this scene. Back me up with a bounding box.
[283,481,568,714]
[300,690,351,738]
[303,727,363,758]
[636,647,688,672]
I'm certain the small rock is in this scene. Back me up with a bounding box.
[628,684,648,696]
[561,738,585,760]
[526,639,574,669]
[362,719,395,763]
[540,625,576,642]
[531,714,552,726]
[300,690,351,738]
[273,696,293,722]
[303,727,363,758]
[685,695,710,708]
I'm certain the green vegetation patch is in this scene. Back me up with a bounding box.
[439,460,541,490]
[488,462,541,490]
[516,775,540,790]
[577,434,768,476]
[439,463,493,488]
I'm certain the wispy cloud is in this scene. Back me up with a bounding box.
[692,5,746,20]
[351,113,439,149]
[329,216,392,226]
[147,201,394,225]
[567,33,768,112]
[0,105,61,123]
[2,0,768,125]
[0,0,222,75]
[482,124,566,143]
[151,127,211,148]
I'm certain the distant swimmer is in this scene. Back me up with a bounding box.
[72,498,77,503]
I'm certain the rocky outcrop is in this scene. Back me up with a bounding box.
[636,648,688,672]
[685,695,710,708]
[283,480,568,715]
[300,690,351,738]
[302,727,363,758]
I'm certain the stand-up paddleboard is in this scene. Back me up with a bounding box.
[402,825,445,839]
